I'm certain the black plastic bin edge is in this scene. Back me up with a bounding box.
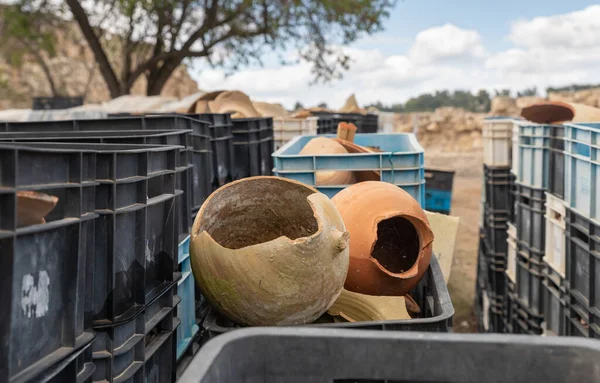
[201,255,453,335]
[180,327,600,383]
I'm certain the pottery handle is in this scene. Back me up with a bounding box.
[332,229,350,254]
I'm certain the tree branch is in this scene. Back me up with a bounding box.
[65,0,121,97]
[31,49,59,96]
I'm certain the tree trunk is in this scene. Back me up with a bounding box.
[33,51,60,97]
[66,0,122,98]
[146,57,182,96]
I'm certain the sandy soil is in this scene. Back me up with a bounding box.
[426,152,482,333]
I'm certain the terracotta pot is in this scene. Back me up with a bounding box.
[190,176,350,326]
[299,137,356,185]
[521,101,600,124]
[331,181,434,296]
[17,191,59,227]
[332,138,380,182]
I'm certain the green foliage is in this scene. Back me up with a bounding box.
[517,87,537,97]
[547,84,600,93]
[494,89,511,97]
[293,101,304,110]
[317,102,328,108]
[367,89,492,113]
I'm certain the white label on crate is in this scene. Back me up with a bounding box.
[146,243,154,263]
[553,226,562,268]
[482,292,490,331]
[21,271,50,318]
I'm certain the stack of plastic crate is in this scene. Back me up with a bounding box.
[558,122,600,338]
[476,117,516,333]
[508,122,560,335]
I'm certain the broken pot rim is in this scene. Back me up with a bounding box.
[367,212,434,280]
[192,176,340,252]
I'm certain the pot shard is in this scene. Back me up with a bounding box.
[190,176,350,326]
[299,137,356,186]
[332,181,434,296]
[17,191,59,227]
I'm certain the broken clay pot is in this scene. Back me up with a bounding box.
[190,176,350,326]
[299,137,356,185]
[17,191,59,227]
[332,181,434,296]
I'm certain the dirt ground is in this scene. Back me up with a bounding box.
[426,152,483,333]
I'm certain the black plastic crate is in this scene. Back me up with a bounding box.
[515,182,546,252]
[543,279,568,336]
[200,256,452,340]
[316,117,335,134]
[32,336,96,383]
[179,327,600,383]
[0,116,210,227]
[0,143,97,383]
[516,248,545,317]
[565,207,600,315]
[504,280,515,333]
[231,117,274,179]
[425,168,455,191]
[511,292,544,335]
[32,96,83,110]
[482,210,509,254]
[175,165,193,240]
[483,165,513,212]
[0,129,195,240]
[361,113,379,133]
[92,284,180,382]
[0,129,191,147]
[477,285,505,333]
[0,115,210,136]
[478,234,506,296]
[311,112,364,132]
[186,113,232,128]
[549,125,565,199]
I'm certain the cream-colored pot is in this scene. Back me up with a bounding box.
[190,176,350,326]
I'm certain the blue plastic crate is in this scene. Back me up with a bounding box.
[273,134,425,203]
[517,122,552,189]
[564,123,600,220]
[176,236,199,360]
[425,189,452,214]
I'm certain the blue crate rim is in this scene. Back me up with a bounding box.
[272,133,424,157]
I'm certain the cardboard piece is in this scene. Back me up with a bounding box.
[425,211,460,283]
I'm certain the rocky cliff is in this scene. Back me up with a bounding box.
[0,22,199,110]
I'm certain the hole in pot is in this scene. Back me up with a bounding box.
[371,216,420,274]
[198,178,319,249]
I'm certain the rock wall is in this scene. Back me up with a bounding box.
[0,23,199,110]
[393,107,485,152]
[548,88,600,108]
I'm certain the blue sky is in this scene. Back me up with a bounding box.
[359,0,598,52]
[192,2,600,109]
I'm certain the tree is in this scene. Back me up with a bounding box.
[317,102,328,108]
[0,3,63,96]
[293,101,304,110]
[6,0,396,98]
[494,89,511,97]
[517,87,537,97]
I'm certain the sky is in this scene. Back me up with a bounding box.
[190,1,600,110]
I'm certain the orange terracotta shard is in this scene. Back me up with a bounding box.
[17,191,59,227]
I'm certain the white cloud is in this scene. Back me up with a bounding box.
[191,6,600,109]
[509,5,600,49]
[408,23,486,64]
[484,5,600,92]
